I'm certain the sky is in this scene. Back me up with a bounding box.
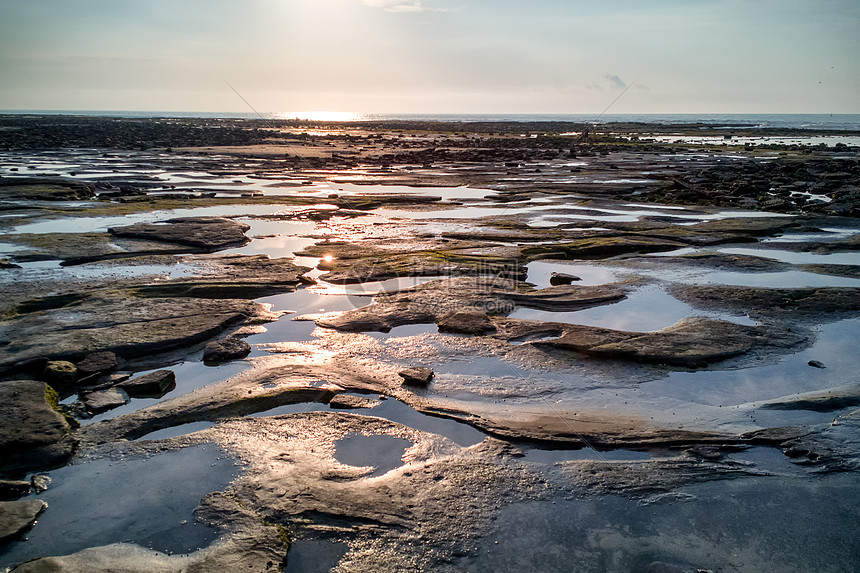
[0,0,858,114]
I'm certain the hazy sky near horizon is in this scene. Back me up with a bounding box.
[1,0,858,114]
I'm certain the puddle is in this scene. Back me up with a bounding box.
[692,269,860,288]
[719,247,860,267]
[250,397,485,447]
[333,432,413,477]
[285,539,350,573]
[640,318,860,408]
[80,360,251,425]
[136,421,218,441]
[455,473,860,573]
[523,261,621,288]
[0,445,239,569]
[509,285,755,332]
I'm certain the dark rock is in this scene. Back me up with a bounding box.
[0,380,75,473]
[43,360,78,385]
[437,310,497,335]
[0,480,31,501]
[549,272,581,285]
[76,351,119,377]
[109,217,251,250]
[398,367,434,386]
[203,337,251,364]
[328,395,379,409]
[0,259,21,269]
[808,360,826,369]
[81,387,130,414]
[0,499,47,544]
[117,370,176,397]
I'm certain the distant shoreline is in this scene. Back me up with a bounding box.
[2,111,860,131]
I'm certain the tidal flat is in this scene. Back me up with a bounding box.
[1,115,859,572]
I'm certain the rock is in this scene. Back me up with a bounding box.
[109,217,251,251]
[808,360,826,369]
[437,310,497,335]
[0,499,47,544]
[30,474,51,493]
[521,317,807,367]
[0,295,268,372]
[82,387,130,414]
[549,272,581,285]
[1,259,21,269]
[203,338,251,364]
[76,351,119,377]
[398,367,434,386]
[758,383,860,412]
[117,370,176,397]
[328,395,380,409]
[0,481,31,501]
[43,360,78,385]
[0,380,75,473]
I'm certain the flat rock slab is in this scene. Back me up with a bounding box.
[117,370,176,397]
[109,217,250,250]
[203,338,251,364]
[0,380,74,474]
[670,285,860,319]
[497,317,807,367]
[131,254,312,299]
[0,295,265,371]
[82,388,130,414]
[0,499,47,544]
[0,481,31,501]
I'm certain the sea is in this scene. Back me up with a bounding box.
[2,111,860,131]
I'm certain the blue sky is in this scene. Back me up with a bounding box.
[0,0,857,113]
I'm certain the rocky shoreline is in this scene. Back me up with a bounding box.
[1,116,859,572]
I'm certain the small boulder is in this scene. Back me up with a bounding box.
[81,387,129,414]
[76,351,120,377]
[43,361,78,385]
[436,310,496,335]
[30,474,51,494]
[0,499,47,544]
[118,370,176,397]
[549,272,582,286]
[203,337,251,364]
[399,367,434,387]
[808,360,826,369]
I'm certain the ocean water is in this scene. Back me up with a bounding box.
[2,110,860,131]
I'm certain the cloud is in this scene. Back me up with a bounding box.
[362,0,429,12]
[604,74,627,90]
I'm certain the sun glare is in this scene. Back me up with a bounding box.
[274,111,362,122]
